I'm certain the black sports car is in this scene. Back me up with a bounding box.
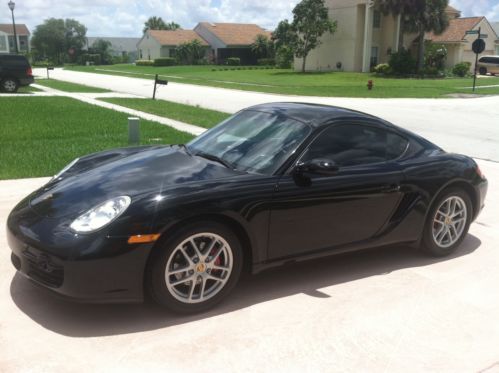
[7,103,487,313]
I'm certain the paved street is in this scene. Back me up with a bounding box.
[35,68,499,162]
[0,160,498,372]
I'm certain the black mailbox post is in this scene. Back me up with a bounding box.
[153,74,168,99]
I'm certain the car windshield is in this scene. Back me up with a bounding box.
[187,110,311,175]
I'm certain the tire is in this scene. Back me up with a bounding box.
[1,78,19,93]
[479,67,487,76]
[421,187,472,257]
[146,221,243,313]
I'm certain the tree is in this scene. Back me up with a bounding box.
[176,39,205,64]
[272,20,296,68]
[91,39,113,65]
[405,0,449,73]
[291,0,337,72]
[31,18,87,64]
[251,34,273,58]
[143,17,181,33]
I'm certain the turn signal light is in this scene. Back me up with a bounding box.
[128,234,161,244]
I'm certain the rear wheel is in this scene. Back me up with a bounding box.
[147,222,243,313]
[421,188,472,257]
[479,67,487,75]
[1,78,19,93]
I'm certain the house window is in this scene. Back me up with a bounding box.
[169,48,176,58]
[370,46,379,67]
[373,10,381,29]
[0,35,7,51]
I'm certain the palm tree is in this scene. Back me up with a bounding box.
[405,0,449,73]
[375,0,406,50]
[143,18,181,34]
[251,34,272,58]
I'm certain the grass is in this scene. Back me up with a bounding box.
[16,85,42,94]
[99,98,230,128]
[65,64,499,98]
[0,97,194,179]
[34,78,111,93]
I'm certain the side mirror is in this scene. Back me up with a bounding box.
[294,158,339,176]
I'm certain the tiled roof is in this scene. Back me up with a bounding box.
[426,17,483,43]
[198,22,272,46]
[0,24,30,35]
[445,5,461,14]
[148,30,209,46]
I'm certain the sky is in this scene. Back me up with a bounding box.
[0,0,498,38]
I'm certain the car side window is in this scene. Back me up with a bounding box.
[300,124,408,167]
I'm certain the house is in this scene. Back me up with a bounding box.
[0,24,30,54]
[491,22,499,54]
[426,16,499,70]
[194,22,272,64]
[136,29,209,61]
[295,1,499,72]
[294,0,404,72]
[86,37,140,62]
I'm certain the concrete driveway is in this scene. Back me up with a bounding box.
[1,160,498,372]
[35,68,499,162]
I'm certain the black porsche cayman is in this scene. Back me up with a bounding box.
[7,103,487,313]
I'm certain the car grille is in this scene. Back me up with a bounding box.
[22,250,64,288]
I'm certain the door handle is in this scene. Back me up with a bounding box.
[381,184,400,193]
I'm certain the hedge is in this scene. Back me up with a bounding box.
[226,57,240,66]
[136,60,154,66]
[154,57,176,66]
[257,58,276,66]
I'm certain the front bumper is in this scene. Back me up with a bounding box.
[7,224,152,304]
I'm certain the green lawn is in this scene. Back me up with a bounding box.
[100,98,230,128]
[0,97,194,179]
[16,85,42,93]
[66,64,499,98]
[34,78,111,93]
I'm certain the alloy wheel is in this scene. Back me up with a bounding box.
[432,196,467,248]
[3,79,17,92]
[165,232,233,303]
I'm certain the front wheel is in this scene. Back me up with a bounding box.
[1,78,19,93]
[421,188,472,257]
[147,222,243,313]
[479,67,487,75]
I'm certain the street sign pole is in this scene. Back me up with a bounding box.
[472,27,481,92]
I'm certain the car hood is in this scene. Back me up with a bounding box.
[29,145,242,218]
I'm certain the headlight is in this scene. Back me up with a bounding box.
[70,196,131,233]
[52,158,80,180]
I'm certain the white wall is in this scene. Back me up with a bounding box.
[136,32,162,60]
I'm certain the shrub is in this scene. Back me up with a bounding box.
[452,62,471,77]
[257,58,276,66]
[154,57,176,66]
[226,57,240,66]
[80,53,101,66]
[425,42,447,70]
[388,49,416,75]
[135,59,154,66]
[276,46,294,69]
[423,66,440,76]
[373,63,391,75]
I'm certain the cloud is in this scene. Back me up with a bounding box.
[0,0,300,37]
[450,0,499,21]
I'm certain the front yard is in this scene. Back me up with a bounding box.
[66,64,499,98]
[0,97,194,179]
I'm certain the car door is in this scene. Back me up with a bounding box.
[268,122,408,260]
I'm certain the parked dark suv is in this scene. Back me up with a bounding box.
[0,54,34,93]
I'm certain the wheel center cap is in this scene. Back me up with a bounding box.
[196,263,206,273]
[445,216,452,225]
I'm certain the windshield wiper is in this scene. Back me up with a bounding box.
[195,151,235,170]
[178,144,192,156]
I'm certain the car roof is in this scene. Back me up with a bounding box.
[245,102,382,127]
